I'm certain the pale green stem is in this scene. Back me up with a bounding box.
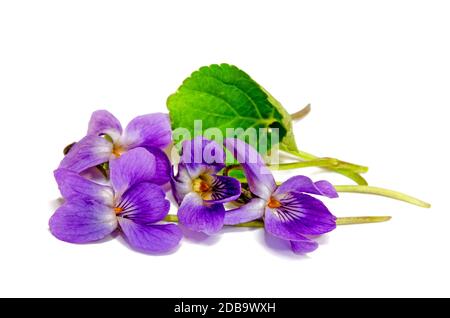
[286,149,369,174]
[290,104,311,121]
[269,158,341,170]
[163,215,392,227]
[235,177,430,208]
[283,150,368,185]
[336,216,392,225]
[334,185,431,208]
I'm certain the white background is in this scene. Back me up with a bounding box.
[0,1,448,297]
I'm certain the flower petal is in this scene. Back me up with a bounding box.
[49,199,117,243]
[180,136,226,174]
[177,192,225,234]
[54,169,113,203]
[275,175,338,198]
[224,138,275,200]
[116,182,170,224]
[59,135,112,173]
[223,198,266,225]
[204,175,241,204]
[170,164,192,205]
[264,192,336,239]
[290,238,319,254]
[122,113,172,149]
[142,146,171,185]
[171,163,227,204]
[110,148,156,196]
[118,219,182,253]
[87,110,123,142]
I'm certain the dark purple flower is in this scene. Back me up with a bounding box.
[59,110,171,185]
[223,138,338,254]
[171,137,241,234]
[50,148,182,253]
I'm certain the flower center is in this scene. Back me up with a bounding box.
[114,206,123,215]
[267,197,282,209]
[192,178,210,193]
[112,144,125,157]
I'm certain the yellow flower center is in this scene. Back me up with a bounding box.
[114,207,123,215]
[192,178,210,193]
[267,197,281,209]
[112,144,125,157]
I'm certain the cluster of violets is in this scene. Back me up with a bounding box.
[50,110,338,254]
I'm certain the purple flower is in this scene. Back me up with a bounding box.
[170,137,241,234]
[223,138,338,254]
[59,110,172,185]
[50,148,182,253]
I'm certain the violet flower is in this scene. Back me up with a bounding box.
[223,138,338,254]
[171,137,241,234]
[50,148,182,253]
[59,110,171,185]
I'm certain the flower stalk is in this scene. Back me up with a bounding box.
[233,178,430,208]
[163,214,392,227]
[334,185,431,208]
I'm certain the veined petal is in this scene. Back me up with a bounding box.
[264,192,336,240]
[87,110,123,142]
[142,146,171,185]
[119,219,182,253]
[116,182,170,224]
[180,137,225,174]
[170,163,222,204]
[110,148,156,196]
[59,135,112,173]
[49,199,117,243]
[170,164,192,205]
[54,169,113,204]
[177,192,225,235]
[290,238,319,254]
[122,113,172,150]
[224,138,275,200]
[223,198,266,225]
[203,175,241,204]
[275,175,338,199]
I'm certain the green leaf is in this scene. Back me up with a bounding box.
[166,63,298,153]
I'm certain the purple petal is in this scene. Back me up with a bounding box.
[177,192,225,234]
[122,113,172,150]
[118,219,182,253]
[110,148,156,196]
[170,164,192,205]
[290,238,319,254]
[142,146,171,185]
[116,182,170,224]
[54,169,113,203]
[264,192,336,240]
[223,198,266,225]
[49,199,117,243]
[180,137,225,174]
[87,110,123,142]
[59,135,112,173]
[275,175,338,198]
[204,175,241,204]
[170,163,220,204]
[224,138,275,200]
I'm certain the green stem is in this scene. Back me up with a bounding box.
[163,215,391,227]
[269,158,341,170]
[227,159,367,186]
[336,216,392,225]
[286,150,368,174]
[334,185,431,208]
[236,178,429,208]
[284,149,368,185]
[290,104,311,121]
